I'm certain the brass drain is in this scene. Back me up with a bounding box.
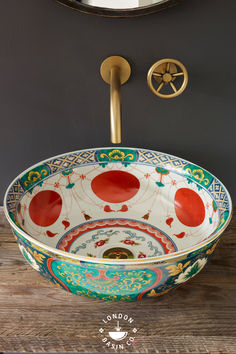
[103,247,134,259]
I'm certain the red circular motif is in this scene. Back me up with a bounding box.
[29,190,62,227]
[91,170,140,203]
[174,188,205,227]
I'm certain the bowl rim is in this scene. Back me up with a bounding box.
[3,146,232,265]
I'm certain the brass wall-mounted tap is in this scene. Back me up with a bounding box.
[100,56,188,143]
[100,56,131,144]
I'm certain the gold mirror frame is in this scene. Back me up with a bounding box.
[54,0,181,18]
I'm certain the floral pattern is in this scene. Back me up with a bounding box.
[13,235,218,301]
[4,147,231,301]
[28,249,46,263]
[19,244,40,271]
[57,221,174,259]
[166,261,190,276]
[174,258,207,284]
[122,239,139,246]
[95,239,109,248]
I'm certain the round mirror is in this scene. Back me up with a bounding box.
[55,0,180,17]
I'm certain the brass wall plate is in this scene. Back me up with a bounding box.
[100,56,131,85]
[54,0,181,18]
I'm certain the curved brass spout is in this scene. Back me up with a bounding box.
[110,66,121,143]
[100,56,131,144]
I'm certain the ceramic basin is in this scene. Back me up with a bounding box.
[4,147,232,301]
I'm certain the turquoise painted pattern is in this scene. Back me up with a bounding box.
[20,165,50,192]
[15,231,218,301]
[95,148,138,167]
[184,163,213,189]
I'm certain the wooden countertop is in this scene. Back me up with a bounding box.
[0,207,236,354]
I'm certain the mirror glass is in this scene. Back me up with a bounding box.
[56,0,179,17]
[81,0,164,10]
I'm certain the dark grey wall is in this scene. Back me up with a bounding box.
[0,0,235,204]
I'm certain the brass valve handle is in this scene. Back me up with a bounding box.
[147,59,188,99]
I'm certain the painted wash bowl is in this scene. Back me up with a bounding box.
[4,148,232,301]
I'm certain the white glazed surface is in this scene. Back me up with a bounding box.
[16,162,220,260]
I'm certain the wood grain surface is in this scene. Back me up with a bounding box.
[0,207,235,354]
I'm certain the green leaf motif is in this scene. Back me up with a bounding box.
[156,182,165,187]
[66,183,75,189]
[22,248,33,265]
[213,200,217,212]
[185,262,200,280]
[156,167,169,175]
[62,169,73,176]
[99,163,107,168]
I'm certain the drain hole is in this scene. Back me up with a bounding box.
[103,247,134,259]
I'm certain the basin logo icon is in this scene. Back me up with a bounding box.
[99,313,138,350]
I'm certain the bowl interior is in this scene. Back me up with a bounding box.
[7,148,229,261]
